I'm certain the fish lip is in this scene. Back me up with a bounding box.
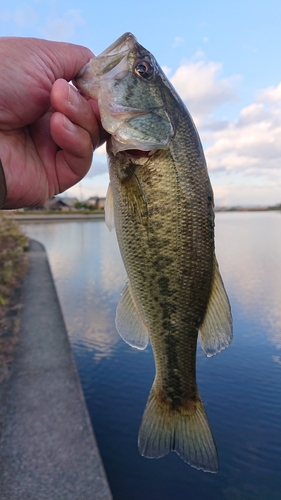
[73,32,137,93]
[98,32,136,57]
[74,34,171,156]
[75,61,91,80]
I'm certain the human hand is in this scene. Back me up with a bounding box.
[0,37,106,209]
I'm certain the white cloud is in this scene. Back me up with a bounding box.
[40,9,84,41]
[169,59,240,125]
[165,56,281,205]
[86,159,108,177]
[70,55,281,207]
[64,175,108,201]
[205,95,281,180]
[211,174,281,207]
[257,81,281,104]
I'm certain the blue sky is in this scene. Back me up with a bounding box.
[2,0,281,206]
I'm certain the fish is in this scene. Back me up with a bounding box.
[74,33,232,473]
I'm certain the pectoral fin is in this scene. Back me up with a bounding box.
[199,258,232,357]
[116,280,149,349]
[105,182,115,231]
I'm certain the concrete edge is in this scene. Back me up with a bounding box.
[0,239,113,500]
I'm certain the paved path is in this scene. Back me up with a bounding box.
[0,240,112,500]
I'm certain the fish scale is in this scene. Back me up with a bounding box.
[74,32,232,472]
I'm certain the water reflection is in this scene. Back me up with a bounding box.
[273,355,281,365]
[21,213,281,356]
[215,212,281,352]
[19,213,281,500]
[21,221,126,361]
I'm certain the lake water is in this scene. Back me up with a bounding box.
[20,212,281,500]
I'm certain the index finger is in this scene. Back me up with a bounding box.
[51,79,101,149]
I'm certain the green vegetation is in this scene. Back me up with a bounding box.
[0,212,28,306]
[0,212,28,382]
[268,203,281,211]
[74,201,99,210]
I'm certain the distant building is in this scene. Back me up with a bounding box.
[45,197,74,211]
[86,197,106,209]
[58,197,78,208]
[97,197,106,209]
[87,196,99,207]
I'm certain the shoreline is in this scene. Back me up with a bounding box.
[0,239,112,499]
[4,206,281,224]
[6,213,106,222]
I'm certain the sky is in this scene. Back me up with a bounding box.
[2,0,281,207]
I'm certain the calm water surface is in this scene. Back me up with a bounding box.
[20,212,281,500]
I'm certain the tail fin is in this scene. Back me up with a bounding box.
[138,386,218,473]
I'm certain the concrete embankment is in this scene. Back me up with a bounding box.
[8,213,105,223]
[0,239,112,500]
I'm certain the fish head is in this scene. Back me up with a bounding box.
[73,33,176,155]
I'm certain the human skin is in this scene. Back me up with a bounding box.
[0,37,107,209]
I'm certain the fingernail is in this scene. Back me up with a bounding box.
[63,115,77,133]
[67,84,80,106]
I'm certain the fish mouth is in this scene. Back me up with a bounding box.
[73,33,136,98]
[125,149,154,158]
[74,33,173,156]
[107,136,157,158]
[97,32,136,59]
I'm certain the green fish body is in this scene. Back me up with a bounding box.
[74,33,232,472]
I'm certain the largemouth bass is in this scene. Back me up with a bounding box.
[74,33,232,472]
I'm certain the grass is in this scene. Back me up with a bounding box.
[0,212,29,381]
[0,213,28,305]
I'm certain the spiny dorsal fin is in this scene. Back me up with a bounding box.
[116,280,149,350]
[199,257,232,357]
[105,182,115,231]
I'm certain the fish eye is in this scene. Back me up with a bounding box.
[134,60,154,80]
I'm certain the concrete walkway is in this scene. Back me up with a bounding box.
[0,240,112,500]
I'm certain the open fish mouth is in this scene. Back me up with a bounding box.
[74,33,136,96]
[73,32,174,155]
[125,149,152,158]
[123,148,160,160]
